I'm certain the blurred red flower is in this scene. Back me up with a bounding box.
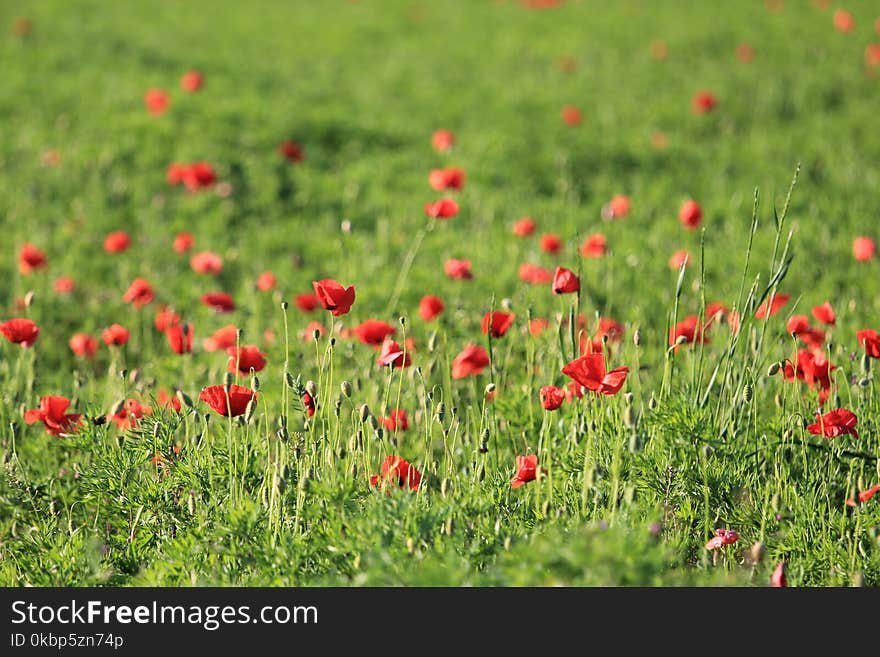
[101,324,129,346]
[419,295,444,321]
[519,263,553,285]
[18,243,47,275]
[180,70,203,92]
[377,339,411,369]
[429,167,465,191]
[295,293,320,312]
[603,194,631,220]
[540,385,565,410]
[123,278,155,308]
[157,389,182,413]
[482,311,515,338]
[228,345,266,375]
[513,217,536,237]
[691,91,717,114]
[380,409,409,432]
[540,233,562,254]
[561,352,629,395]
[669,315,708,348]
[432,129,454,152]
[679,200,702,230]
[853,236,876,262]
[69,333,98,358]
[173,232,195,254]
[833,9,854,32]
[144,88,170,116]
[191,251,223,275]
[452,344,490,379]
[256,271,276,291]
[103,231,131,253]
[755,293,789,318]
[811,302,835,326]
[312,279,356,316]
[25,396,81,436]
[560,105,582,126]
[787,316,825,349]
[354,320,396,348]
[200,292,236,313]
[580,233,607,258]
[552,266,579,294]
[856,329,880,358]
[166,322,194,355]
[279,140,304,163]
[53,276,75,294]
[511,454,541,488]
[424,197,459,219]
[154,306,181,333]
[204,325,238,352]
[109,399,152,430]
[669,249,691,270]
[771,561,787,587]
[1,318,39,347]
[370,455,421,492]
[445,259,473,280]
[846,484,880,507]
[705,528,738,550]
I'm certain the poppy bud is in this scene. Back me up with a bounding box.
[340,380,352,397]
[24,291,35,307]
[501,298,513,311]
[767,362,780,376]
[305,380,318,398]
[428,331,438,352]
[861,353,871,375]
[334,396,342,417]
[119,369,128,380]
[675,335,688,346]
[359,404,371,421]
[648,394,657,410]
[451,406,458,417]
[435,402,446,422]
[312,328,321,341]
[485,383,496,395]
[742,384,753,404]
[244,400,257,423]
[176,390,194,409]
[250,375,260,392]
[110,399,125,416]
[223,372,234,387]
[624,392,634,404]
[153,422,161,438]
[281,301,289,311]
[369,415,379,431]
[375,427,383,440]
[329,337,336,348]
[479,441,488,454]
[623,406,636,429]
[398,316,406,326]
[858,377,870,387]
[774,393,783,408]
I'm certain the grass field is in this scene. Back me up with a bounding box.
[1,0,879,586]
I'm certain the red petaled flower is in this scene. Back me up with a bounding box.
[1,318,39,347]
[173,232,195,254]
[529,318,550,336]
[101,324,129,346]
[18,243,47,274]
[603,194,631,220]
[312,279,356,316]
[787,316,825,349]
[154,305,181,333]
[452,344,490,379]
[180,70,203,92]
[511,454,543,488]
[540,233,562,254]
[54,276,75,294]
[69,333,98,358]
[122,278,155,308]
[771,561,787,588]
[303,392,316,417]
[380,409,409,432]
[354,320,396,348]
[561,352,629,396]
[166,322,194,355]
[295,293,320,312]
[370,455,421,492]
[201,292,236,313]
[679,200,702,229]
[705,528,738,550]
[853,236,875,262]
[519,263,553,285]
[669,249,691,270]
[540,385,565,411]
[424,197,459,219]
[157,388,182,413]
[781,349,835,402]
[103,231,131,253]
[560,105,582,126]
[428,167,465,191]
[203,325,238,352]
[444,259,473,280]
[377,340,411,369]
[109,399,152,430]
[182,162,216,191]
[691,91,717,114]
[811,302,835,326]
[846,484,880,508]
[755,293,790,319]
[856,329,880,358]
[432,129,454,152]
[302,321,326,342]
[418,295,444,321]
[256,271,276,291]
[482,311,515,338]
[227,345,267,375]
[833,9,854,32]
[513,217,536,237]
[190,251,223,275]
[144,88,170,116]
[596,318,624,342]
[552,266,580,294]
[279,140,304,163]
[199,384,257,417]
[25,396,82,436]
[807,408,858,439]
[669,315,709,348]
[580,233,607,258]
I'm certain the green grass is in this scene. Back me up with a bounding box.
[1,0,879,586]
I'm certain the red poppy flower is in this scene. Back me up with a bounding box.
[552,266,580,294]
[312,279,356,316]
[122,278,155,308]
[482,311,515,338]
[432,129,454,152]
[428,167,465,191]
[561,352,629,396]
[1,318,39,347]
[691,91,717,114]
[295,293,320,312]
[279,140,304,163]
[445,259,473,280]
[807,408,858,439]
[256,271,276,291]
[101,323,129,346]
[853,236,876,262]
[669,249,691,270]
[580,334,603,355]
[201,292,236,313]
[69,332,98,358]
[183,162,217,191]
[596,318,624,343]
[511,454,541,488]
[866,44,880,67]
[380,409,409,432]
[846,484,880,508]
[540,233,562,254]
[25,396,81,436]
[190,251,223,275]
[519,263,553,285]
[580,233,607,258]
[679,200,702,230]
[53,276,75,294]
[513,217,536,237]
[157,388,182,412]
[540,385,565,410]
[669,315,708,348]
[370,455,421,492]
[424,197,459,219]
[418,295,444,321]
[736,43,755,62]
[856,329,880,358]
[154,305,181,333]
[811,302,835,326]
[173,232,195,254]
[144,88,170,116]
[833,9,854,32]
[787,316,825,349]
[602,194,631,220]
[782,349,835,398]
[103,231,131,253]
[302,321,326,342]
[199,384,257,417]
[18,243,47,275]
[180,69,203,92]
[705,528,738,550]
[565,381,584,402]
[560,105,582,126]
[109,399,152,430]
[227,345,267,375]
[452,344,490,379]
[529,318,551,336]
[201,325,236,352]
[771,561,787,588]
[167,163,187,186]
[377,339,411,369]
[302,391,316,417]
[354,320,396,348]
[166,322,193,355]
[755,293,789,319]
